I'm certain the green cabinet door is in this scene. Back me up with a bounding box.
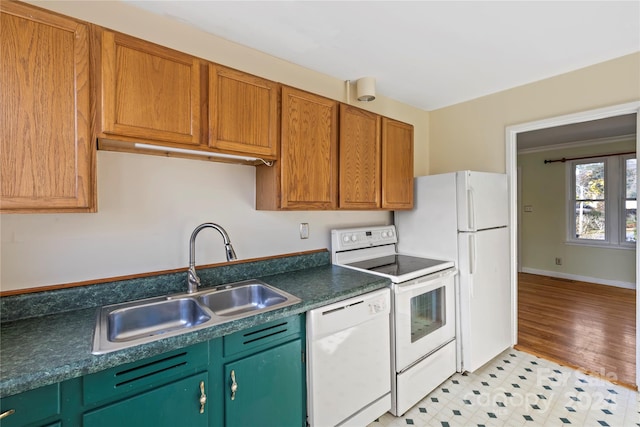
[224,339,303,427]
[83,372,209,427]
[0,383,60,427]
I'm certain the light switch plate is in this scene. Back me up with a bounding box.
[300,223,309,239]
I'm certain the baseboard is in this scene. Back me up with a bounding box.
[520,267,636,290]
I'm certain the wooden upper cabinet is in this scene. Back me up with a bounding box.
[0,1,95,212]
[381,118,414,210]
[97,29,202,145]
[339,105,381,209]
[209,64,278,158]
[281,87,338,209]
[258,86,337,210]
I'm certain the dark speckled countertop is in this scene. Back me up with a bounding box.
[0,252,389,398]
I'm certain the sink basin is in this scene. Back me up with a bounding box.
[108,298,211,342]
[198,282,291,317]
[92,279,301,354]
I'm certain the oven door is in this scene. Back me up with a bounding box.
[393,268,456,371]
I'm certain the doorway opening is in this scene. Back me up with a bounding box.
[505,102,640,388]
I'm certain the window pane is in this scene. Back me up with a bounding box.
[575,162,604,200]
[626,158,637,199]
[625,202,636,243]
[626,158,637,243]
[575,201,605,240]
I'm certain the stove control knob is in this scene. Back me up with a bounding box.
[351,235,357,242]
[343,234,350,243]
[381,231,388,238]
[388,230,394,237]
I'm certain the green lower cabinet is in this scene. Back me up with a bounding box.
[224,339,303,427]
[3,315,305,427]
[0,383,61,427]
[82,372,209,427]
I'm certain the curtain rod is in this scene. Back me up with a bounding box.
[544,151,636,164]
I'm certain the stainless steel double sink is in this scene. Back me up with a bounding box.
[92,279,301,354]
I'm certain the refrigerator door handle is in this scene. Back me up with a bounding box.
[467,234,476,299]
[467,188,475,231]
[469,234,476,276]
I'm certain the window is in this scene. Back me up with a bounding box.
[568,154,636,248]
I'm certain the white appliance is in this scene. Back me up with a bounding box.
[331,226,457,416]
[307,288,392,427]
[395,170,511,373]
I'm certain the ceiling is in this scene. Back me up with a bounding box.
[124,1,639,112]
[517,114,637,151]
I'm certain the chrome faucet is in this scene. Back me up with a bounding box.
[187,223,237,293]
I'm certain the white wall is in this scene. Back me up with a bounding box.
[1,151,389,291]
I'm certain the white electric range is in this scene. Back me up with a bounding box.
[331,225,458,416]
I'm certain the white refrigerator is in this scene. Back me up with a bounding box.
[394,171,511,373]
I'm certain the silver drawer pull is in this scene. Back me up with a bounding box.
[199,381,207,414]
[0,409,15,419]
[230,370,238,400]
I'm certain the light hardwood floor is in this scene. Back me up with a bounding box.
[516,272,637,389]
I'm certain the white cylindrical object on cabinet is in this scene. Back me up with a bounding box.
[356,76,376,102]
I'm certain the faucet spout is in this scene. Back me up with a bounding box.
[187,223,238,293]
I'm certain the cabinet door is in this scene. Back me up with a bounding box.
[98,29,202,145]
[0,2,94,212]
[224,339,304,427]
[83,373,209,427]
[381,118,414,209]
[339,104,381,209]
[209,64,278,158]
[0,383,60,427]
[280,86,338,209]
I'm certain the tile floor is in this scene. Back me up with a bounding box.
[368,349,639,427]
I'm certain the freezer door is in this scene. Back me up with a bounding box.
[458,227,511,372]
[456,171,508,231]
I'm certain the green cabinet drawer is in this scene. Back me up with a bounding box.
[224,339,304,427]
[223,314,302,357]
[0,383,60,427]
[83,372,209,427]
[83,342,208,406]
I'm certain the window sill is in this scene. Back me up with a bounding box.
[565,240,636,250]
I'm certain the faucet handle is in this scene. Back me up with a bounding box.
[187,266,201,293]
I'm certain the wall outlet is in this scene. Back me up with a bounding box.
[555,257,562,265]
[300,223,309,239]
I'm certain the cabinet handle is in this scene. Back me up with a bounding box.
[199,381,207,414]
[0,409,15,419]
[230,370,238,401]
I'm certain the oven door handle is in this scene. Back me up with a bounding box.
[394,268,457,295]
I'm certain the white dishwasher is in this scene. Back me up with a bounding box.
[307,288,391,427]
